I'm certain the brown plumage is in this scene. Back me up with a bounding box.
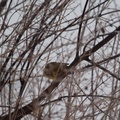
[43,62,69,80]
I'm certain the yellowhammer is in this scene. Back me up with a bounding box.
[43,62,69,80]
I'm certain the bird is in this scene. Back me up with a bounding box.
[43,62,70,80]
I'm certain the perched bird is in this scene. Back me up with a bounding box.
[43,62,69,80]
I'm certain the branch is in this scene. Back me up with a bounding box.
[1,25,120,120]
[70,26,120,67]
